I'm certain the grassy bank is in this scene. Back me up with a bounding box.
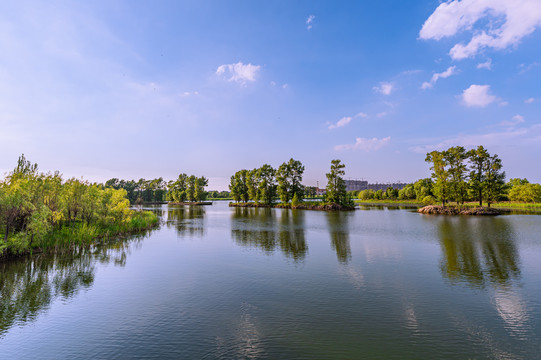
[1,210,159,259]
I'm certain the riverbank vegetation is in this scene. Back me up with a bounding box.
[0,156,159,259]
[105,177,167,204]
[229,158,354,210]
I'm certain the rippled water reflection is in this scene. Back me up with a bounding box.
[1,202,540,359]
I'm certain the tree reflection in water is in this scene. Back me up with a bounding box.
[231,207,307,261]
[0,233,148,337]
[438,217,520,288]
[325,211,352,264]
[166,205,206,238]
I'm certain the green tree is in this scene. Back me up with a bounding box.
[229,170,249,203]
[276,158,305,204]
[195,177,208,201]
[445,146,468,204]
[257,164,277,205]
[325,160,349,206]
[467,145,489,206]
[484,154,506,207]
[425,150,450,206]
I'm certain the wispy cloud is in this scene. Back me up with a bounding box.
[335,136,391,151]
[216,62,261,85]
[461,84,498,107]
[327,112,367,130]
[306,15,315,30]
[410,125,540,154]
[373,82,394,95]
[420,0,541,60]
[422,66,457,89]
[328,116,352,130]
[499,114,525,128]
[477,59,492,70]
[525,97,535,104]
[519,61,541,74]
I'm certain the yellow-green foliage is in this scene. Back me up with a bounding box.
[0,155,158,257]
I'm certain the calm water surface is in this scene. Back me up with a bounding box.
[1,202,541,359]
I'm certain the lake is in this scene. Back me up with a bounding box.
[1,202,540,359]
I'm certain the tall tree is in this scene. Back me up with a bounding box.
[425,150,450,206]
[445,146,468,204]
[195,177,208,201]
[229,170,249,203]
[484,154,506,207]
[257,164,277,205]
[467,145,489,206]
[277,158,305,203]
[325,160,347,205]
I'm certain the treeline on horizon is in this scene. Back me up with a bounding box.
[355,145,541,206]
[105,175,216,204]
[0,155,158,257]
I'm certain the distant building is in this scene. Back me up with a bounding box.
[344,179,408,192]
[344,179,368,191]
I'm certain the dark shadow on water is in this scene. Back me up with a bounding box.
[0,232,151,338]
[437,216,520,288]
[166,205,206,238]
[325,211,352,264]
[231,207,307,261]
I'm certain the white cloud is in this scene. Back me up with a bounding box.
[461,84,497,107]
[525,97,535,103]
[355,112,368,118]
[216,62,260,85]
[499,114,525,127]
[328,116,352,130]
[180,91,199,97]
[420,0,541,60]
[373,82,394,95]
[477,59,492,70]
[282,83,288,89]
[306,15,315,30]
[422,65,457,89]
[334,136,391,151]
[376,111,388,118]
[327,111,368,129]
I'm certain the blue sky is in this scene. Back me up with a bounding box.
[1,0,540,190]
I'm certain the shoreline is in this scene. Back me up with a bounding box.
[417,205,504,215]
[168,201,213,206]
[229,202,356,211]
[0,211,160,263]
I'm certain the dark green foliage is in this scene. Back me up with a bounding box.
[277,158,305,204]
[425,146,506,207]
[325,160,353,207]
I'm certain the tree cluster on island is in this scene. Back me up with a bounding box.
[0,155,158,258]
[229,158,354,209]
[166,174,209,203]
[424,145,505,207]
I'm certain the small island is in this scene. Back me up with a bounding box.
[228,159,356,211]
[417,205,503,215]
